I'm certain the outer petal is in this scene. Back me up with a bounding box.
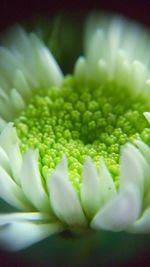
[127,207,150,233]
[10,88,26,112]
[81,157,116,220]
[0,220,63,251]
[144,112,150,123]
[119,144,144,191]
[7,143,22,185]
[13,69,31,100]
[74,57,88,81]
[21,149,51,213]
[98,159,116,202]
[0,47,19,84]
[134,140,150,211]
[0,166,31,210]
[91,185,141,231]
[135,140,150,164]
[48,157,87,227]
[0,123,19,154]
[91,144,144,231]
[29,33,63,87]
[0,212,51,226]
[81,157,101,219]
[0,146,10,173]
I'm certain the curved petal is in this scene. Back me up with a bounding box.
[74,57,88,81]
[127,207,150,233]
[7,143,22,185]
[13,69,31,100]
[119,143,144,191]
[135,140,150,164]
[10,88,26,112]
[0,220,63,251]
[48,157,87,227]
[81,157,101,219]
[144,112,150,123]
[0,212,51,226]
[91,185,141,231]
[98,160,116,202]
[127,142,150,210]
[21,149,51,213]
[29,33,63,87]
[0,166,31,210]
[0,47,19,84]
[0,146,10,173]
[81,158,116,220]
[91,144,144,231]
[130,61,147,95]
[0,123,19,153]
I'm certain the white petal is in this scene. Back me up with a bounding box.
[120,143,144,191]
[86,29,105,64]
[48,157,87,226]
[135,140,150,164]
[0,212,51,226]
[127,207,150,233]
[81,158,116,220]
[81,157,101,219]
[13,69,31,99]
[133,140,150,207]
[0,220,63,251]
[98,59,108,81]
[0,146,10,173]
[0,166,31,210]
[7,143,22,184]
[0,99,12,120]
[29,33,63,87]
[144,112,150,124]
[0,123,19,154]
[3,26,39,89]
[10,88,26,112]
[99,160,116,202]
[91,185,141,231]
[107,17,125,61]
[21,149,51,213]
[0,48,18,83]
[74,57,88,81]
[115,50,127,85]
[130,61,147,94]
[91,144,144,231]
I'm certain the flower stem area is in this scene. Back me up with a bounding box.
[17,230,150,267]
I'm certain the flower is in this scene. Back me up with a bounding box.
[1,13,150,251]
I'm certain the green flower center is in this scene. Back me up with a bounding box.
[14,76,150,191]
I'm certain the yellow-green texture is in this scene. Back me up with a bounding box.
[15,76,150,191]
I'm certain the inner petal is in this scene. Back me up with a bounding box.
[14,75,150,191]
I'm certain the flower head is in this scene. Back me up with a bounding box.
[0,13,150,251]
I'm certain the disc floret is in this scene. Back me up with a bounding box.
[14,76,150,191]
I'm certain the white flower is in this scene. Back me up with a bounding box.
[0,13,150,251]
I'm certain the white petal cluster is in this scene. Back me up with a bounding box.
[0,26,63,124]
[0,123,150,251]
[74,13,150,95]
[0,14,150,251]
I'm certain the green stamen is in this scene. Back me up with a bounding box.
[14,76,150,191]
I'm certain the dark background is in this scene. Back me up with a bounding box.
[1,0,150,30]
[0,0,150,266]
